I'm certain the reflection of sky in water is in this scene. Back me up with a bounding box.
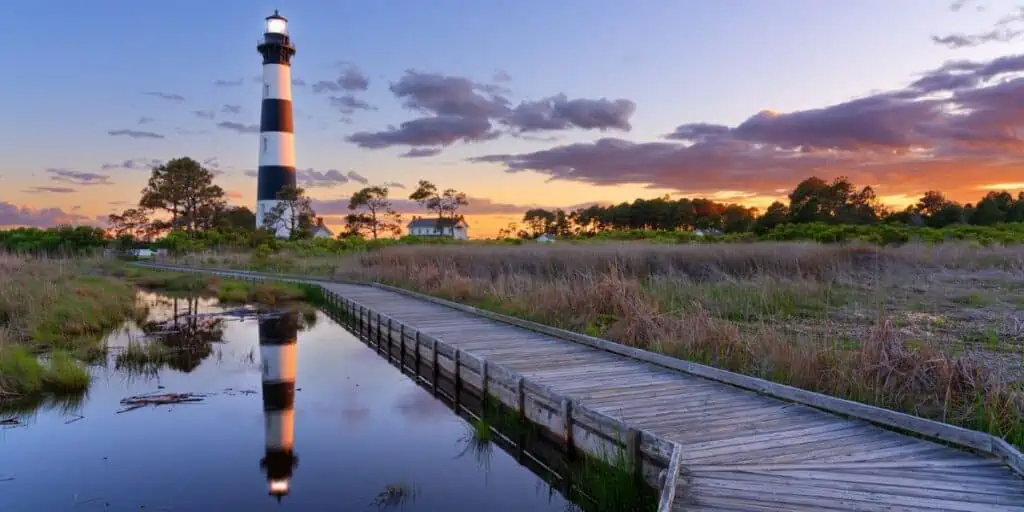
[0,294,572,511]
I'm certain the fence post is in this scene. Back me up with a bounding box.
[399,324,406,370]
[431,338,439,394]
[562,399,574,452]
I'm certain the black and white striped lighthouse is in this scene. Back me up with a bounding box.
[258,312,299,501]
[255,10,297,238]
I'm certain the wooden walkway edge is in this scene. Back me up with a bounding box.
[138,263,1024,511]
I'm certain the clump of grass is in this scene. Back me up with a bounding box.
[0,347,45,395]
[115,340,167,375]
[0,347,90,399]
[42,350,90,393]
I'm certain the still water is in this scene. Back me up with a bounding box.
[0,293,576,511]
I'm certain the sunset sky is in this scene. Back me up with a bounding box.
[2,0,1024,237]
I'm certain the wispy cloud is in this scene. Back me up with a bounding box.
[23,186,76,194]
[101,157,164,171]
[214,78,244,87]
[216,121,260,134]
[108,129,165,139]
[193,109,215,120]
[47,168,112,186]
[144,91,184,102]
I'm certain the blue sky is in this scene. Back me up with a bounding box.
[1,0,1022,235]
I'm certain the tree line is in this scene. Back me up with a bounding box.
[104,157,471,244]
[509,176,1024,238]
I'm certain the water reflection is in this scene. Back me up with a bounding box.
[258,312,300,501]
[1,292,580,511]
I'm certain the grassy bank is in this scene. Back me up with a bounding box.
[0,255,144,404]
[182,242,1024,449]
[107,263,312,306]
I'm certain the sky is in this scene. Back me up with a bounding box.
[2,0,1024,237]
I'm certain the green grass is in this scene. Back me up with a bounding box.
[42,350,90,393]
[114,340,167,375]
[0,347,90,399]
[115,263,311,307]
[27,276,144,351]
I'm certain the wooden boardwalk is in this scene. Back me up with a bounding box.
[142,264,1024,511]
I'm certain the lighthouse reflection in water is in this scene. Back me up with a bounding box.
[258,311,300,501]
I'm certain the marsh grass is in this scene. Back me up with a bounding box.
[0,255,144,404]
[327,243,1024,449]
[116,264,310,307]
[114,339,168,375]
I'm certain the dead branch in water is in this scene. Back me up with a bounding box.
[117,392,206,413]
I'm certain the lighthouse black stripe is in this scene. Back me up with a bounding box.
[260,99,294,133]
[262,381,296,410]
[257,166,297,201]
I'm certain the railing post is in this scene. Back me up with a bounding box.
[562,399,574,452]
[453,349,462,411]
[414,331,421,376]
[480,360,489,401]
[386,317,393,361]
[375,314,382,351]
[431,338,439,394]
[399,324,406,371]
[516,376,526,421]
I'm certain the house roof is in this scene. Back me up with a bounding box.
[407,218,469,229]
[312,225,334,235]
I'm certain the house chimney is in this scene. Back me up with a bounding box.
[316,217,324,227]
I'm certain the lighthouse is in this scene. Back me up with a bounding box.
[258,312,299,501]
[255,10,297,238]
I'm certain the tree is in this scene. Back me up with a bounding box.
[107,208,153,241]
[345,186,402,239]
[139,157,225,234]
[523,208,556,237]
[753,201,789,233]
[409,179,469,221]
[214,206,257,232]
[261,185,316,239]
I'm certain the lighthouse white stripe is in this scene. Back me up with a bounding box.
[261,344,298,383]
[263,64,293,100]
[265,409,295,449]
[258,132,296,168]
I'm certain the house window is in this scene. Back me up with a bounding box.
[264,83,270,97]
[262,136,267,153]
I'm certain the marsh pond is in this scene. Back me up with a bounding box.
[0,291,651,511]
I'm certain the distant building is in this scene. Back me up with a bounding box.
[536,233,556,243]
[310,217,333,239]
[694,228,724,237]
[407,217,469,240]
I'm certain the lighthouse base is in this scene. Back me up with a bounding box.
[256,200,294,239]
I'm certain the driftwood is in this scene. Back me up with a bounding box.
[117,392,205,413]
[0,417,20,426]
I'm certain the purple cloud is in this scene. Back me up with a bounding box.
[47,168,112,186]
[109,129,165,139]
[216,121,260,134]
[400,148,443,158]
[297,169,349,188]
[329,95,375,114]
[312,66,370,93]
[0,202,90,228]
[346,170,369,185]
[503,94,635,132]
